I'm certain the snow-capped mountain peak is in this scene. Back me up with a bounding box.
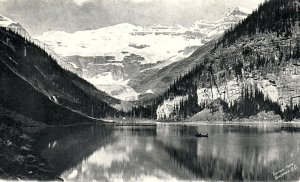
[0,15,15,27]
[223,7,252,22]
[35,7,251,101]
[108,23,142,30]
[232,6,253,15]
[0,15,30,37]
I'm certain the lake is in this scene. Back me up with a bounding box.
[32,123,300,181]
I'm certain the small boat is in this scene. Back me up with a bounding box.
[195,133,208,137]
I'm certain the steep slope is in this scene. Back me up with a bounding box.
[0,26,121,125]
[0,15,30,38]
[133,0,300,121]
[35,7,251,101]
[0,21,122,180]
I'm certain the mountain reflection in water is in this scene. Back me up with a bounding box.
[33,124,300,181]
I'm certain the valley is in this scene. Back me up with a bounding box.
[0,0,300,181]
[35,7,251,101]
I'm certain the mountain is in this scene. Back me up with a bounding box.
[0,15,30,38]
[0,20,122,125]
[35,7,251,101]
[190,6,252,43]
[130,0,300,122]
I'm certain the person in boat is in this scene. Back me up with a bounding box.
[195,133,208,137]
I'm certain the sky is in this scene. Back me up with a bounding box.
[0,0,265,36]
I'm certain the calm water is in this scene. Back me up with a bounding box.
[33,123,300,181]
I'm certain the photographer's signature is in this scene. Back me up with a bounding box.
[273,163,298,180]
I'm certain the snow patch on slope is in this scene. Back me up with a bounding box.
[146,89,155,94]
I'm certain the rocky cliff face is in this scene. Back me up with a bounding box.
[156,34,300,120]
[156,96,188,119]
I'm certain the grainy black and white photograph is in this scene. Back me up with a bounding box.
[0,0,300,181]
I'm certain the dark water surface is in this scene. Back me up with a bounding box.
[33,123,300,181]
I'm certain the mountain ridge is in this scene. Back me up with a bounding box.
[0,15,30,37]
[35,7,252,101]
[0,26,121,125]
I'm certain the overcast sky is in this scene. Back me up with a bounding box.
[0,0,265,36]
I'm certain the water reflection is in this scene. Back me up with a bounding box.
[33,125,114,176]
[33,124,300,181]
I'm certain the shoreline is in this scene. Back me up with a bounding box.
[102,118,300,126]
[0,117,61,181]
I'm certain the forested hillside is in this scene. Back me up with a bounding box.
[128,0,300,121]
[0,27,121,125]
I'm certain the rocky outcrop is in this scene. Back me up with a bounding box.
[156,96,188,119]
[197,80,242,106]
